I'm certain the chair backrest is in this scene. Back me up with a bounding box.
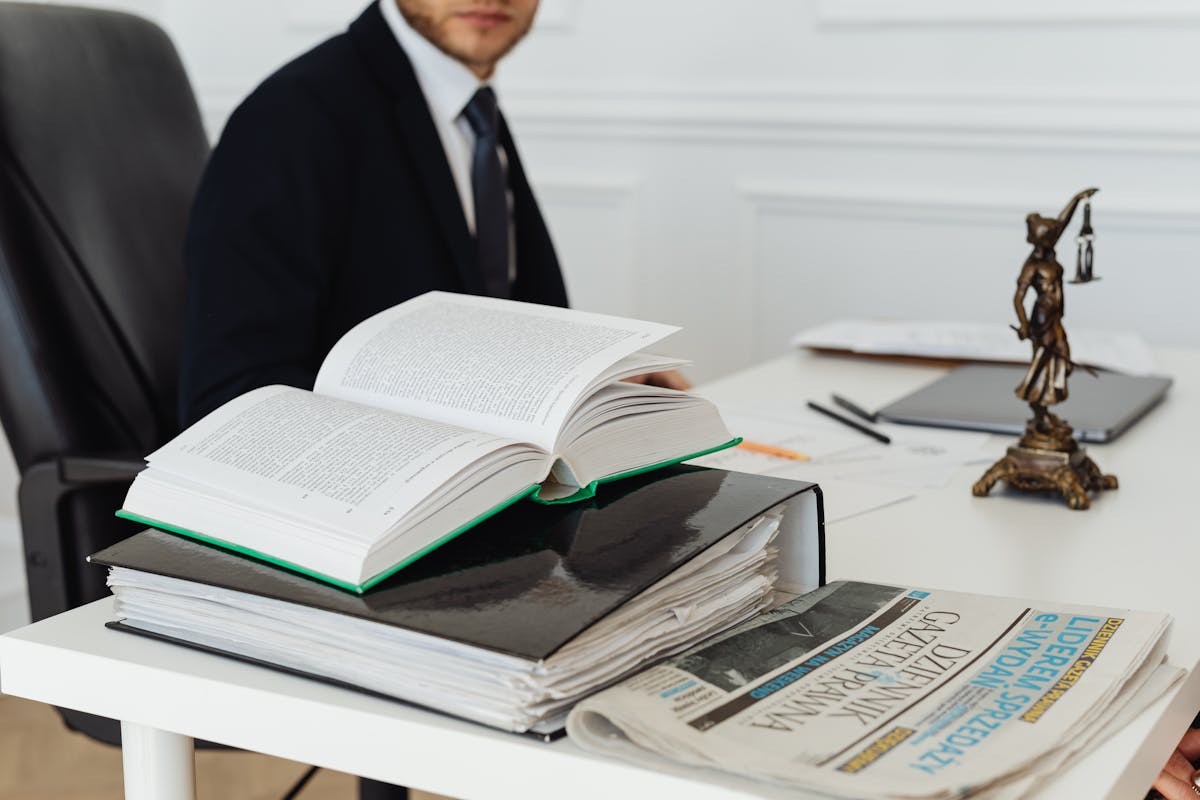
[0,3,208,465]
[0,2,209,624]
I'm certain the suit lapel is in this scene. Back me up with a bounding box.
[499,112,567,306]
[348,4,481,294]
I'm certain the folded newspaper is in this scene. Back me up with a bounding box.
[567,581,1178,799]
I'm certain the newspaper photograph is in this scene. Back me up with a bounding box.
[567,581,1178,799]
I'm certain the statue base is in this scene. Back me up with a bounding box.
[972,412,1117,510]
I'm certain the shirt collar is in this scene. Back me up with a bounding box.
[379,0,488,125]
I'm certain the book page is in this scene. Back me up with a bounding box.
[313,292,679,451]
[141,385,536,541]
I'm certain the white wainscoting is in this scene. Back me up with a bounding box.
[0,431,27,631]
[0,515,28,633]
[737,184,1200,365]
[502,87,1200,155]
[24,0,1200,383]
[817,0,1200,25]
[534,176,641,318]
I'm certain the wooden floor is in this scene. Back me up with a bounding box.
[0,695,452,800]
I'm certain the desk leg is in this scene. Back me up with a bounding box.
[119,721,196,800]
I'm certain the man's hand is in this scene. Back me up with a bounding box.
[1153,727,1200,799]
[624,370,692,391]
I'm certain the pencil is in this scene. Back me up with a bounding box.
[806,400,892,445]
[737,440,811,461]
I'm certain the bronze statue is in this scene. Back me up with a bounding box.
[972,188,1117,510]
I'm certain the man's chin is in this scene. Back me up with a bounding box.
[440,18,528,60]
[444,41,517,71]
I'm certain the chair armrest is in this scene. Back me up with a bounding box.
[58,454,145,484]
[19,453,145,519]
[17,453,146,622]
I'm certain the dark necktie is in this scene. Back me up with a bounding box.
[462,87,510,299]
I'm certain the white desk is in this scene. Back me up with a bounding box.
[2,349,1198,799]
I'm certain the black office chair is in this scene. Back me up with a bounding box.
[0,2,209,744]
[0,8,409,798]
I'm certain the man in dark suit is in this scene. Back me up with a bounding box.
[181,4,686,794]
[181,3,557,797]
[180,0,566,428]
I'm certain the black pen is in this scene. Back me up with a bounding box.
[831,393,877,424]
[806,400,891,445]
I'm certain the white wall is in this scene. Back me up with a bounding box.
[501,0,1200,379]
[3,1,1198,553]
[35,0,1200,381]
[0,435,25,631]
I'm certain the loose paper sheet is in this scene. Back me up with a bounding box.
[793,319,1155,376]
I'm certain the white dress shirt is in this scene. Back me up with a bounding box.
[380,0,485,234]
[380,0,517,283]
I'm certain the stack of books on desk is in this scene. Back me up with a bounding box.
[117,291,739,594]
[95,467,825,736]
[93,294,832,734]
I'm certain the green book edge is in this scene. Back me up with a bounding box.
[115,485,538,595]
[528,437,742,505]
[113,437,740,593]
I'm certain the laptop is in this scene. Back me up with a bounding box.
[877,363,1172,443]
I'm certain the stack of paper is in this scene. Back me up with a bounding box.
[94,466,825,736]
[103,515,777,734]
[691,407,994,522]
[793,319,1155,375]
[106,513,780,733]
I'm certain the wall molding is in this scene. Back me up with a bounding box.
[500,86,1200,156]
[817,0,1200,26]
[737,183,1200,234]
[195,77,1200,157]
[528,174,642,318]
[533,174,639,208]
[735,182,1200,356]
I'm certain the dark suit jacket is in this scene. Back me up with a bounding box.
[179,2,568,427]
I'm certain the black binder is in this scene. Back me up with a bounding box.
[90,465,824,733]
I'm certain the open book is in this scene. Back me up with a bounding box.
[118,292,736,592]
